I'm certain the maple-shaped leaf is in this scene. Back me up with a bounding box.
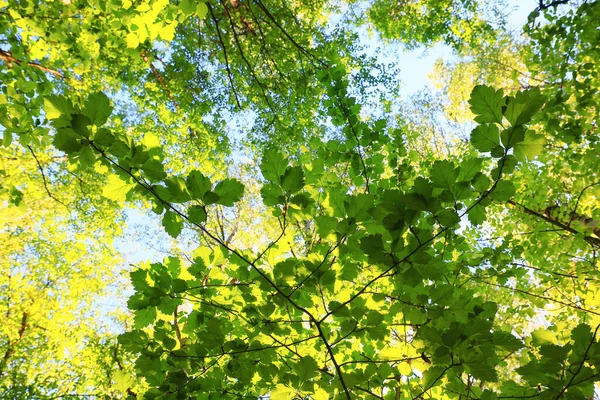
[133,307,157,329]
[162,210,184,238]
[260,149,288,183]
[469,85,505,125]
[186,170,211,200]
[281,166,305,193]
[214,178,244,206]
[513,131,546,161]
[503,88,544,127]
[471,124,501,152]
[83,92,113,126]
[188,205,207,224]
[430,160,459,189]
[102,174,135,202]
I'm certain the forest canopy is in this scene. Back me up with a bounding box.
[1,0,600,399]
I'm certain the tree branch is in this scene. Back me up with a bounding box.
[0,49,64,78]
[88,140,352,398]
[27,145,70,209]
[0,312,28,376]
[507,200,600,247]
[538,0,570,11]
[553,324,600,399]
[207,3,242,109]
[480,279,600,317]
[141,50,179,110]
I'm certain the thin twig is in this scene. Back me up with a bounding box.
[207,3,242,109]
[27,145,69,209]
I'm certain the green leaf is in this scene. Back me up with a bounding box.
[102,174,135,202]
[214,179,244,206]
[109,140,130,157]
[503,88,544,127]
[83,92,113,126]
[130,269,148,291]
[422,366,447,390]
[186,170,211,200]
[274,259,297,281]
[53,129,82,153]
[203,191,220,205]
[164,177,191,203]
[500,126,525,149]
[441,325,464,347]
[93,128,115,148]
[531,328,557,346]
[467,362,498,382]
[473,173,491,193]
[469,85,505,125]
[468,204,486,225]
[457,158,483,182]
[188,205,207,224]
[171,279,187,293]
[281,166,305,193]
[345,193,374,221]
[430,160,459,189]
[77,146,96,168]
[490,145,505,158]
[196,2,208,19]
[361,234,385,258]
[260,149,288,183]
[571,323,592,348]
[261,183,285,206]
[162,211,184,238]
[142,159,167,181]
[513,131,546,161]
[134,307,157,328]
[294,356,319,380]
[9,186,23,206]
[492,331,523,351]
[470,124,500,152]
[315,215,338,236]
[180,0,195,16]
[44,95,72,119]
[437,208,460,226]
[324,187,346,218]
[481,390,497,400]
[491,181,516,202]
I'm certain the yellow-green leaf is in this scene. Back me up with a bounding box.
[102,174,135,202]
[113,370,135,395]
[196,2,208,19]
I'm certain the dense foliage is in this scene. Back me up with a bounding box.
[1,0,599,399]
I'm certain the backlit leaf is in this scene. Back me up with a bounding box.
[83,92,113,126]
[471,124,500,152]
[162,211,184,238]
[260,149,288,183]
[214,178,244,206]
[102,174,135,202]
[513,131,546,161]
[504,88,545,127]
[469,85,505,125]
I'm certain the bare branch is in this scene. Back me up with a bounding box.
[27,145,69,209]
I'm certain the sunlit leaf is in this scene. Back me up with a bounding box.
[102,174,135,202]
[469,85,505,125]
[513,131,546,161]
